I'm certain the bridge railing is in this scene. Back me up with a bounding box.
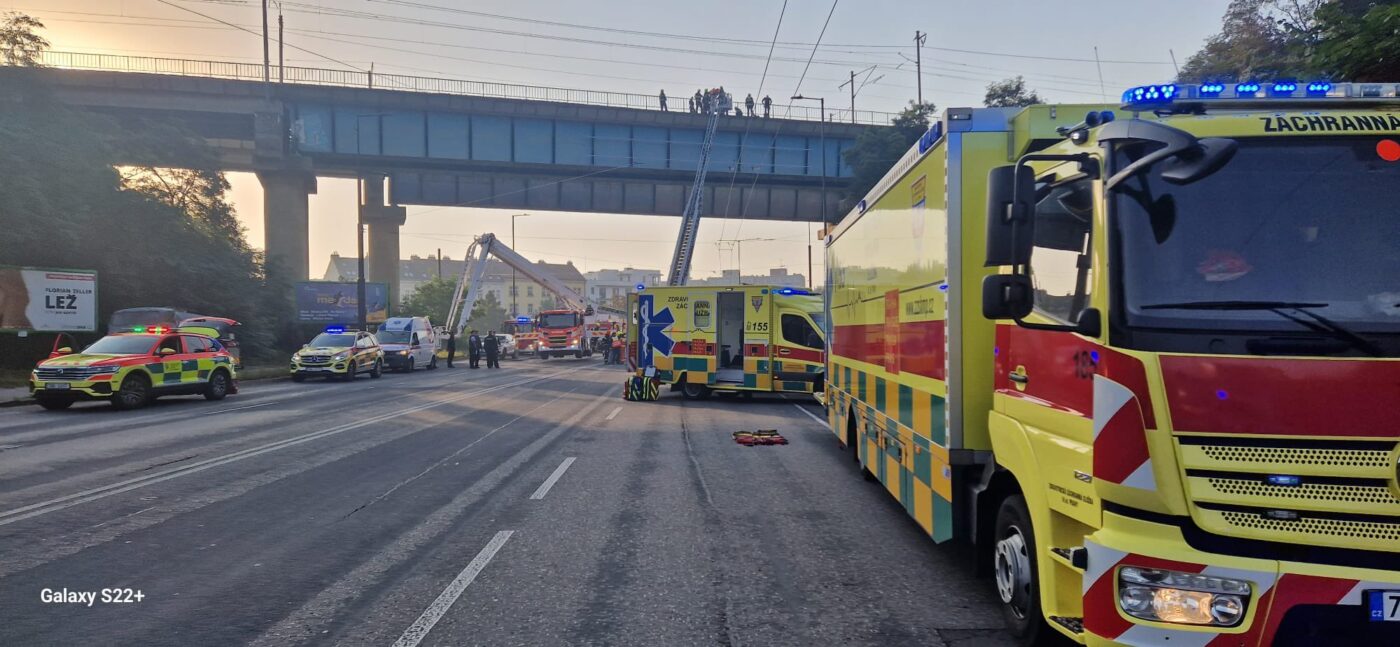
[34,51,896,126]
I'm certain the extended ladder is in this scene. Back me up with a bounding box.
[445,233,592,336]
[666,97,726,286]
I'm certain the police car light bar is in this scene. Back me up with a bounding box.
[324,325,346,334]
[1121,81,1400,109]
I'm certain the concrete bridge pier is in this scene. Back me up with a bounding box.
[359,175,407,311]
[257,170,318,282]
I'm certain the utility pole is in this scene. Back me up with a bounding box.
[356,178,367,331]
[914,31,926,105]
[437,248,442,279]
[848,70,856,123]
[277,4,284,83]
[261,0,270,84]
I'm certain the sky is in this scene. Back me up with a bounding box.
[19,0,1234,281]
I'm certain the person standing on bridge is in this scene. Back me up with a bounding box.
[468,329,483,369]
[745,93,755,117]
[659,89,668,112]
[484,330,501,369]
[762,94,772,118]
[445,331,456,368]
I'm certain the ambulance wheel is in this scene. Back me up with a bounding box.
[680,379,710,400]
[405,358,415,373]
[370,360,383,379]
[994,495,1046,646]
[113,374,151,410]
[204,370,231,401]
[36,396,75,410]
[428,355,438,370]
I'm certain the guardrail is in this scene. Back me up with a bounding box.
[32,51,896,126]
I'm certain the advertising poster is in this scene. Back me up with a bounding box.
[295,281,389,323]
[0,266,98,332]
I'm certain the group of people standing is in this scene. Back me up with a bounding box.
[599,331,625,365]
[658,88,773,118]
[443,330,502,369]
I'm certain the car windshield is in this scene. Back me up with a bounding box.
[809,312,826,333]
[1113,136,1400,335]
[308,333,356,347]
[377,331,412,344]
[82,335,157,355]
[538,313,577,328]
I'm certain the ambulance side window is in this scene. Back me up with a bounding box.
[693,300,711,329]
[156,335,183,355]
[184,336,212,353]
[781,314,822,350]
[1028,176,1094,324]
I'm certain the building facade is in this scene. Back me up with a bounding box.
[324,253,586,317]
[690,267,806,288]
[584,267,663,309]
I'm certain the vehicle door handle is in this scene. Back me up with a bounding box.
[1008,372,1029,384]
[778,348,791,355]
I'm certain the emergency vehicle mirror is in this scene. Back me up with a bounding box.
[158,347,177,356]
[984,165,1036,266]
[982,274,1033,320]
[1159,137,1238,185]
[55,347,72,355]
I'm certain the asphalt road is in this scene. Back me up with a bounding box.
[0,360,1012,646]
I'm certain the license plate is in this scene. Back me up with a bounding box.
[44,383,71,391]
[1368,590,1400,622]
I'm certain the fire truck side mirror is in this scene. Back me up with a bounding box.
[982,274,1033,320]
[984,165,1036,267]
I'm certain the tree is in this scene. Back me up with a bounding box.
[0,12,47,66]
[465,291,507,333]
[983,76,1044,108]
[840,101,936,209]
[1311,2,1400,81]
[539,293,557,311]
[399,277,458,325]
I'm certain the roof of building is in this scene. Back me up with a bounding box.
[327,254,585,284]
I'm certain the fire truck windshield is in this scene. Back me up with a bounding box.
[538,312,578,328]
[1112,136,1400,344]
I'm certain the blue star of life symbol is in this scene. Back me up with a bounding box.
[638,295,675,367]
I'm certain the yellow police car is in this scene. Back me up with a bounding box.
[29,327,238,410]
[290,326,384,381]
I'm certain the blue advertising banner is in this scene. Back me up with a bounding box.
[295,281,389,323]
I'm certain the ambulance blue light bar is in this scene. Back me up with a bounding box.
[776,288,811,296]
[1121,81,1400,108]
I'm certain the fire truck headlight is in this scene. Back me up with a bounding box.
[1117,567,1250,627]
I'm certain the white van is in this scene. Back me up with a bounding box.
[376,317,438,372]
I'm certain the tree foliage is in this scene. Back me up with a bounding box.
[399,277,457,327]
[1177,0,1380,82]
[1312,2,1400,81]
[983,76,1044,108]
[0,12,47,66]
[840,101,936,210]
[466,291,507,333]
[0,13,293,368]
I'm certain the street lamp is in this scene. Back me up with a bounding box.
[792,95,827,289]
[511,213,531,317]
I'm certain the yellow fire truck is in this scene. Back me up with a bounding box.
[825,82,1400,645]
[628,284,825,398]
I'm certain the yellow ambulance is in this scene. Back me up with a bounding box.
[627,284,824,398]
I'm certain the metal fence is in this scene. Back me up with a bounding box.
[35,51,896,126]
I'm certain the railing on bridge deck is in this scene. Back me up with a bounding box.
[31,51,896,126]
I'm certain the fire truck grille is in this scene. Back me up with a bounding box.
[1178,437,1400,550]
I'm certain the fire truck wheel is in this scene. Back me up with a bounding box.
[112,373,151,410]
[994,494,1046,645]
[512,350,519,360]
[204,370,230,401]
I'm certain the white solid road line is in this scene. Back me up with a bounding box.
[528,457,577,500]
[792,403,827,427]
[202,401,277,415]
[391,530,515,647]
[0,370,576,528]
[605,406,622,421]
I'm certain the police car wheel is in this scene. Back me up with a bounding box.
[37,396,75,410]
[370,360,382,379]
[113,374,151,410]
[204,370,230,401]
[344,363,357,381]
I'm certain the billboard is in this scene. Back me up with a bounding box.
[0,266,98,332]
[295,281,389,323]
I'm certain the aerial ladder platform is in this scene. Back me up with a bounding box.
[666,92,728,286]
[445,233,591,337]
